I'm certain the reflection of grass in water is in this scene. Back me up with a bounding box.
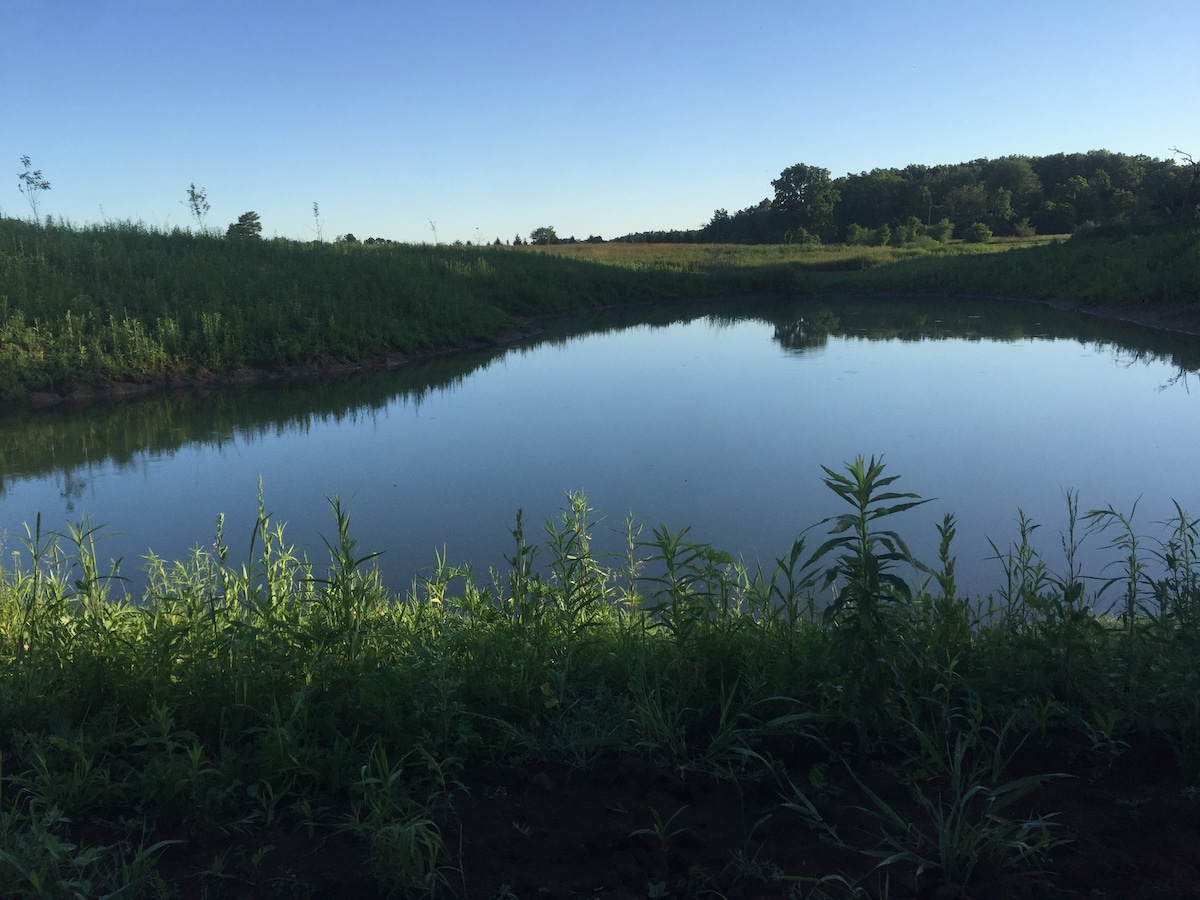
[5,287,1198,498]
[1,458,1198,894]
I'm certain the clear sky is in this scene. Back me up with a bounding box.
[5,0,1198,244]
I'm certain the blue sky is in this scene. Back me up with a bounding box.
[5,0,1198,243]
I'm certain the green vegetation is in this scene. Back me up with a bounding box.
[806,223,1200,309]
[16,156,51,222]
[0,217,785,401]
[657,148,1199,244]
[224,210,262,240]
[542,224,1200,316]
[3,215,1198,403]
[0,458,1197,895]
[5,145,1198,893]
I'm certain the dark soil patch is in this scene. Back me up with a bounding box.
[143,735,1199,898]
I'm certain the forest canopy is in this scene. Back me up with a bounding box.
[616,149,1199,244]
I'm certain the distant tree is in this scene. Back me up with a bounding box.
[832,167,916,236]
[337,233,359,244]
[919,185,933,225]
[530,226,557,245]
[772,163,839,241]
[944,183,989,234]
[986,156,1043,218]
[963,221,992,243]
[1033,200,1077,235]
[870,223,891,246]
[17,155,50,221]
[183,183,210,230]
[703,208,731,241]
[722,198,775,243]
[1166,147,1199,222]
[986,186,1015,234]
[226,211,262,239]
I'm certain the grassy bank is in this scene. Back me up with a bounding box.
[4,218,1198,403]
[1,459,1197,896]
[0,219,792,401]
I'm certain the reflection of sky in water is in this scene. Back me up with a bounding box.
[2,317,1198,603]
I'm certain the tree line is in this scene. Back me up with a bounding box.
[16,149,1199,248]
[616,149,1199,245]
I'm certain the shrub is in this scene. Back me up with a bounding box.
[1013,218,1037,238]
[846,223,871,246]
[963,222,993,243]
[893,216,925,246]
[926,218,953,244]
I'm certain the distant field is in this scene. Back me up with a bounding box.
[525,233,1060,270]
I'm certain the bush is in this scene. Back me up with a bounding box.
[963,222,993,243]
[1013,218,1037,238]
[893,216,925,246]
[926,218,953,244]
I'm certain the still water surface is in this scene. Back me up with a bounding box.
[2,296,1199,600]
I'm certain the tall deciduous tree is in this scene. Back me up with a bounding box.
[986,157,1043,218]
[530,226,557,245]
[771,163,839,241]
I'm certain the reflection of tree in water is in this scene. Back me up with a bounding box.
[773,310,839,354]
[1160,368,1192,393]
[1106,344,1195,394]
[58,467,88,513]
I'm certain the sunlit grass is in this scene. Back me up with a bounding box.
[4,216,1196,402]
[1,459,1197,894]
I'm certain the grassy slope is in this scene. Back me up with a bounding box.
[0,220,790,400]
[3,219,1198,401]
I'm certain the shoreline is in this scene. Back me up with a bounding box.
[9,292,1200,412]
[993,293,1200,338]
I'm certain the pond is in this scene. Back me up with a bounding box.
[2,295,1199,603]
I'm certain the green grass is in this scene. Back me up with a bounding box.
[1,458,1197,895]
[0,219,791,400]
[4,217,1198,402]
